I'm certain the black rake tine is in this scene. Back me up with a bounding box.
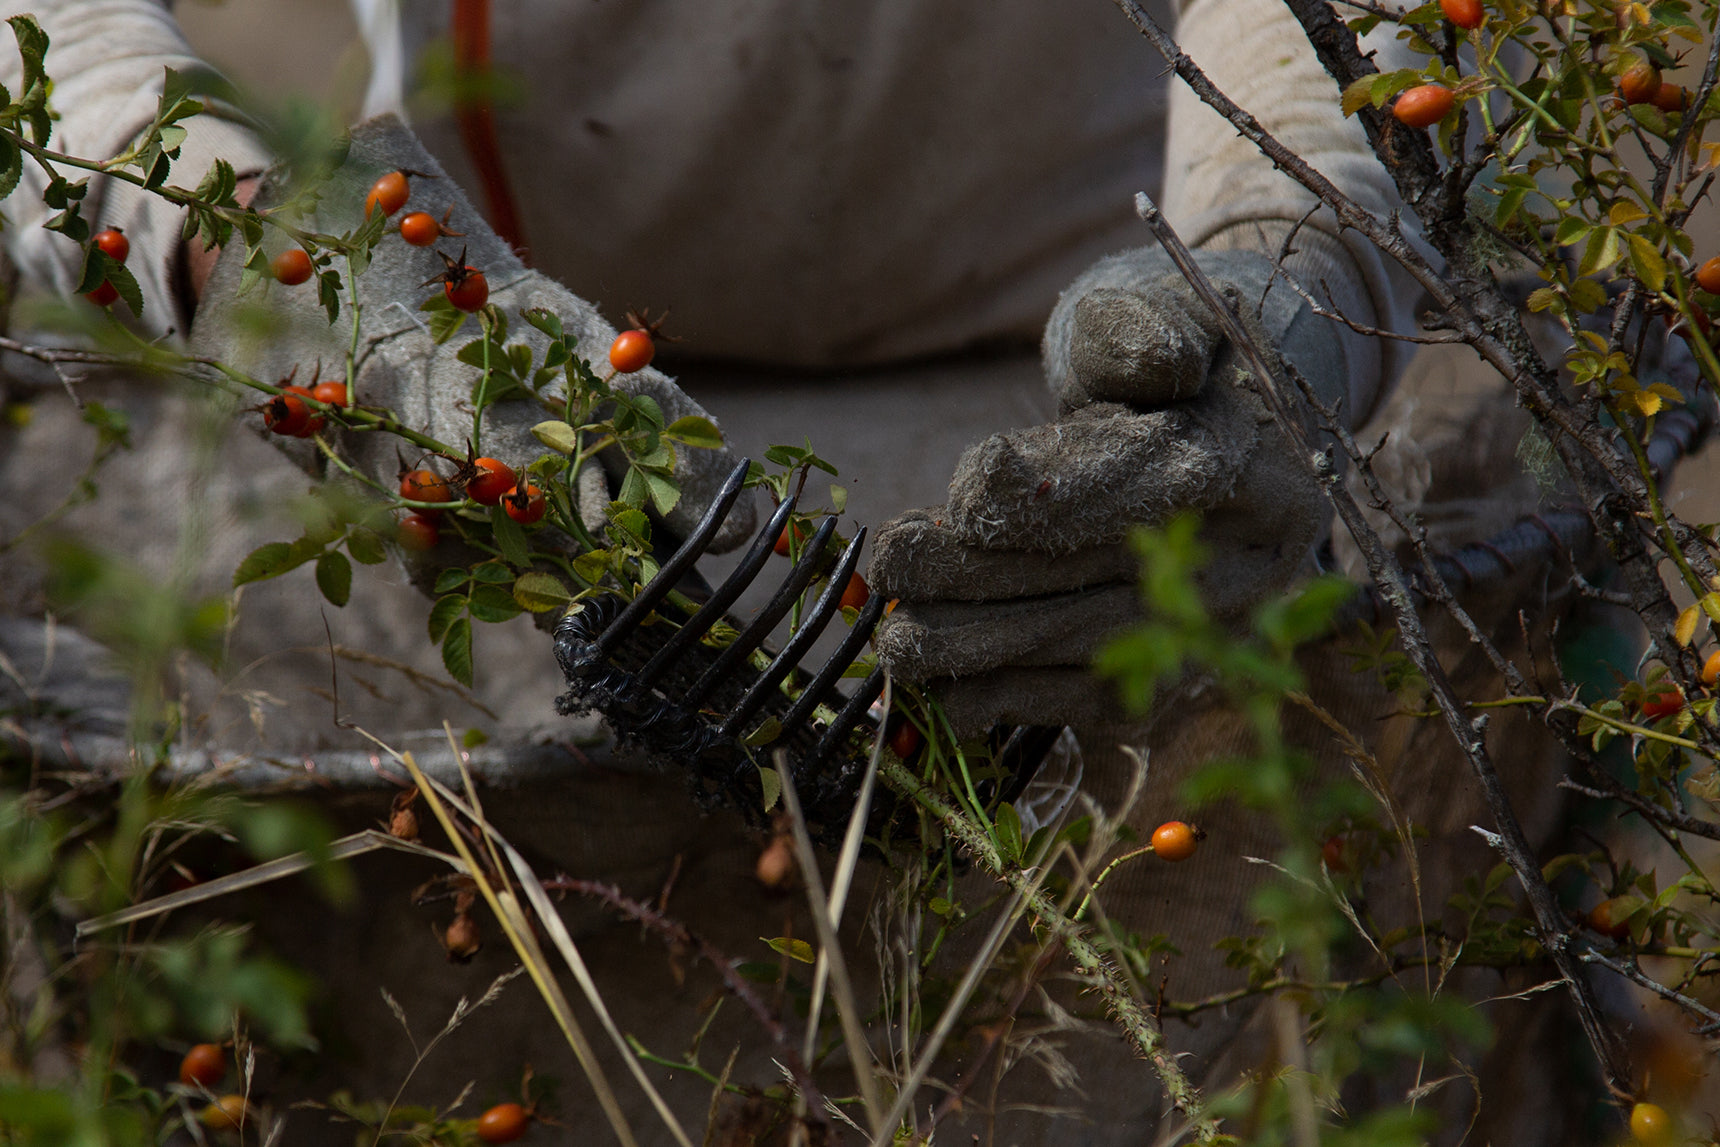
[771,592,889,743]
[720,528,869,738]
[681,516,841,709]
[595,458,751,657]
[634,493,800,690]
[803,664,886,776]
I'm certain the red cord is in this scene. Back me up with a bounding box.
[451,0,529,262]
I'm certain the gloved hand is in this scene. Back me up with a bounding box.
[868,246,1346,735]
[192,115,756,585]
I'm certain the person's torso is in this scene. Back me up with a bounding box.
[384,0,1172,367]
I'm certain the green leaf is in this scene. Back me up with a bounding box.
[468,583,524,623]
[757,765,782,812]
[441,617,474,687]
[420,292,469,343]
[618,465,649,508]
[489,505,532,568]
[471,561,514,584]
[763,936,815,964]
[521,307,566,341]
[1525,286,1560,312]
[346,527,388,565]
[314,551,352,607]
[434,567,471,594]
[532,420,580,454]
[645,470,681,517]
[1341,76,1375,117]
[664,415,724,450]
[513,571,575,612]
[233,542,298,587]
[1577,226,1621,275]
[1568,277,1607,313]
[995,802,1024,866]
[742,717,782,746]
[427,594,467,644]
[1625,233,1666,291]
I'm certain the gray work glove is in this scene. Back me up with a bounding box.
[868,247,1342,735]
[193,115,755,582]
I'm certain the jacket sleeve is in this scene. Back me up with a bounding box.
[1164,0,1425,426]
[0,0,273,337]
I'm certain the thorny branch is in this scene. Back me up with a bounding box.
[1112,0,1704,709]
[880,760,1225,1144]
[541,875,829,1128]
[1132,192,1636,1098]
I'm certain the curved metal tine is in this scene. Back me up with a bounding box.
[595,458,751,657]
[996,725,1067,806]
[719,528,868,738]
[682,516,841,709]
[803,664,886,774]
[771,592,888,743]
[635,494,800,690]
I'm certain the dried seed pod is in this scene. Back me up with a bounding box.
[443,912,482,962]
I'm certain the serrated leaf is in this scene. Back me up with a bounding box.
[532,420,579,454]
[468,583,524,623]
[570,550,610,586]
[489,505,532,568]
[315,551,352,607]
[1608,201,1649,226]
[441,617,474,687]
[645,470,680,517]
[427,594,467,644]
[471,561,513,584]
[1676,603,1700,647]
[1568,278,1607,313]
[618,465,649,508]
[757,765,782,812]
[1625,233,1666,292]
[1701,591,1720,624]
[763,936,814,964]
[1577,227,1621,275]
[1341,76,1375,117]
[513,571,575,612]
[434,567,471,594]
[1526,286,1561,312]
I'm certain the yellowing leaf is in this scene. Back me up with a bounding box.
[1342,76,1375,117]
[1633,388,1663,417]
[763,936,815,964]
[1676,602,1701,647]
[1608,201,1648,226]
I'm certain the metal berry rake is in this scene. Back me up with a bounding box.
[551,459,1063,844]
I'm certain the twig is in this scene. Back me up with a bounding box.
[541,875,830,1125]
[1132,191,1636,1099]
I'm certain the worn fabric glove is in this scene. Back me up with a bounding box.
[869,245,1348,735]
[192,114,756,579]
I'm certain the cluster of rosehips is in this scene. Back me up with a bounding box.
[396,456,544,552]
[260,374,347,438]
[268,170,491,313]
[1617,57,1692,114]
[84,227,129,307]
[176,1043,255,1133]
